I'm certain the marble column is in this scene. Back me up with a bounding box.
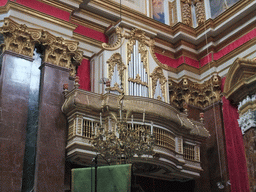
[237,96,256,192]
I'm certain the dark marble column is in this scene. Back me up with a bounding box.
[189,102,230,192]
[34,62,70,192]
[0,52,34,191]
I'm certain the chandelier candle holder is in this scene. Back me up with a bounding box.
[91,95,155,164]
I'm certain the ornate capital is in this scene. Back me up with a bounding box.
[0,18,83,77]
[41,31,83,77]
[169,74,222,109]
[0,18,42,57]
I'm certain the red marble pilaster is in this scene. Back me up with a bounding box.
[0,53,33,191]
[34,63,69,192]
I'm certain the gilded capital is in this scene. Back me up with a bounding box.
[0,18,83,77]
[169,74,222,109]
[0,18,42,57]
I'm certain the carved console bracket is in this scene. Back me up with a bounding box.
[0,18,83,77]
[102,26,124,51]
[169,74,221,109]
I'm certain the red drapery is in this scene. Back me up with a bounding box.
[77,59,91,91]
[221,77,249,192]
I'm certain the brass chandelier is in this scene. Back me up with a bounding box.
[91,93,155,164]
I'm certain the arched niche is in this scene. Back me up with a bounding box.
[223,58,256,105]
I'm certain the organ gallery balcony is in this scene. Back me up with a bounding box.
[61,85,209,181]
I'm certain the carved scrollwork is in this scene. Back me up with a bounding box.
[102,27,124,51]
[0,18,83,77]
[128,74,148,87]
[150,67,167,99]
[107,53,126,82]
[169,74,222,109]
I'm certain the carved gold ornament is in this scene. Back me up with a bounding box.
[0,18,42,57]
[107,53,126,86]
[194,0,205,25]
[128,74,148,87]
[102,27,124,51]
[0,18,83,77]
[169,74,222,109]
[150,67,167,99]
[126,28,149,72]
[105,82,123,94]
[181,0,192,26]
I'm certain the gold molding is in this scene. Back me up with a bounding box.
[73,32,103,48]
[169,2,173,26]
[70,16,107,33]
[8,1,77,31]
[169,74,222,109]
[223,58,256,105]
[0,18,83,77]
[105,82,123,94]
[37,0,75,13]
